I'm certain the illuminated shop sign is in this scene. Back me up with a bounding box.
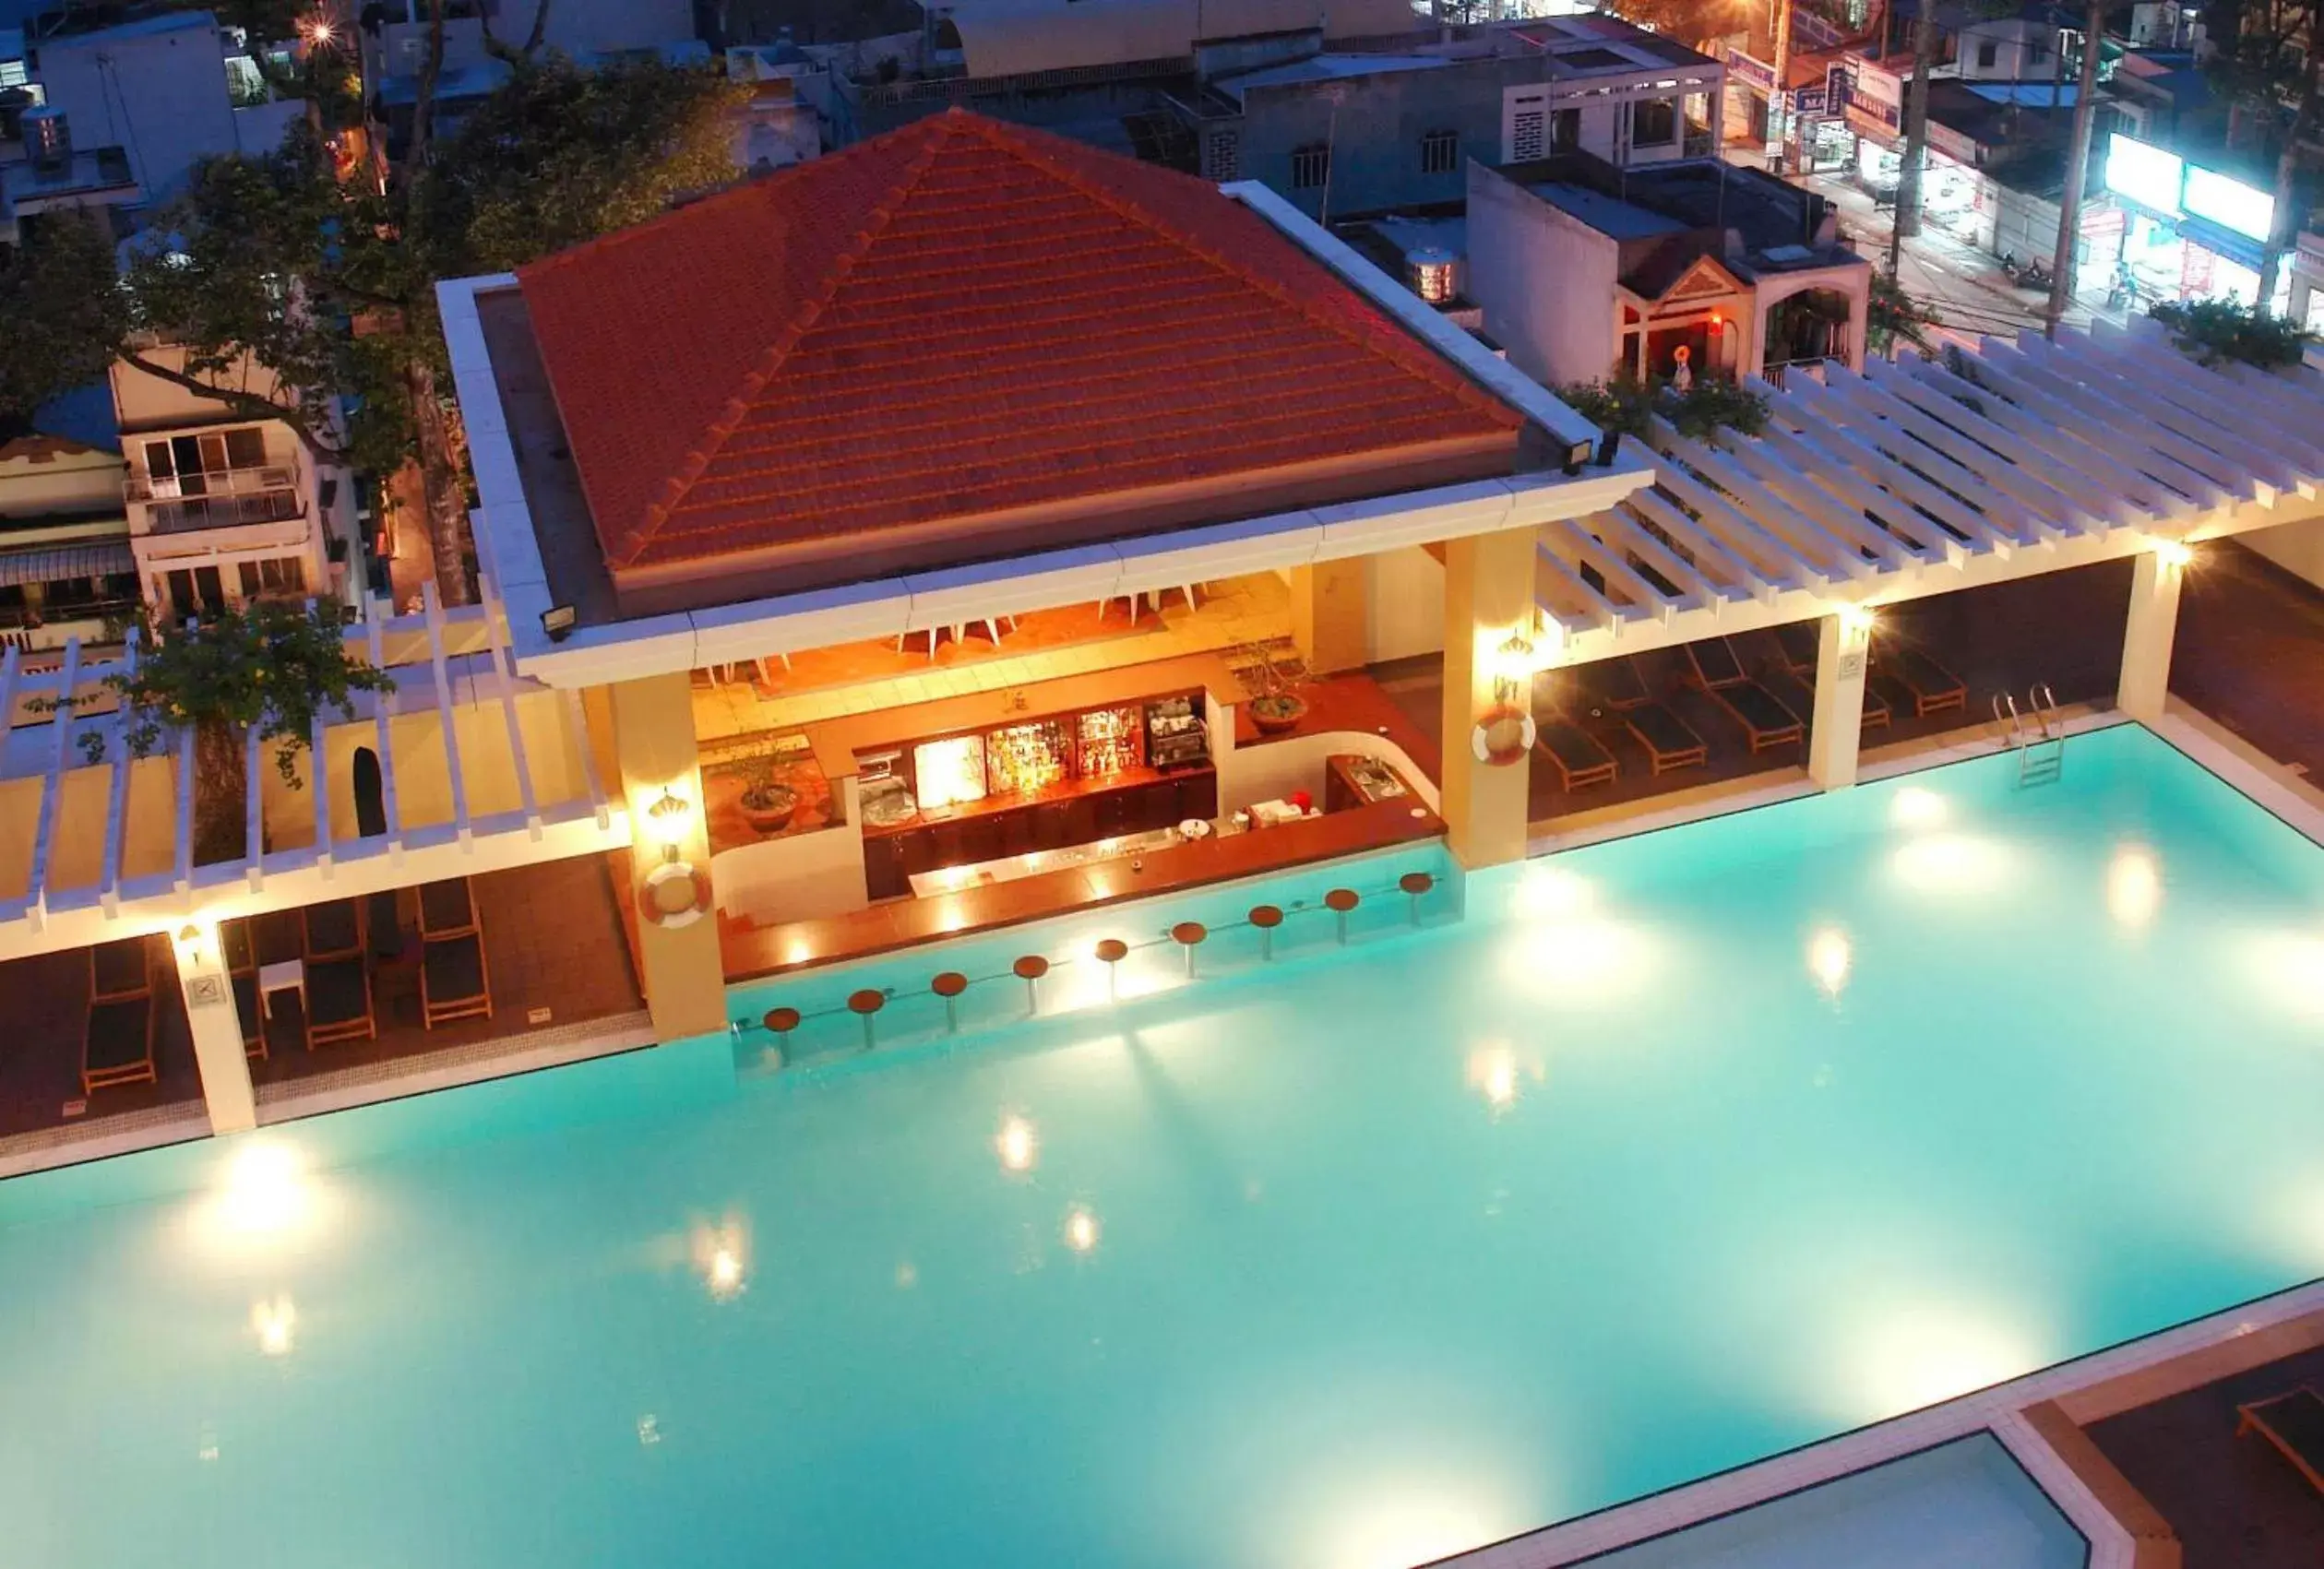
[2182,165,2275,242]
[2104,132,2275,243]
[2104,133,2183,214]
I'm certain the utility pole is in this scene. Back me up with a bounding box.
[2044,0,2104,336]
[1770,0,1795,174]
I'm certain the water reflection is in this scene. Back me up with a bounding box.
[689,1216,750,1303]
[1806,926,1852,998]
[250,1295,296,1357]
[995,1114,1039,1174]
[2106,843,2163,929]
[1063,1206,1101,1254]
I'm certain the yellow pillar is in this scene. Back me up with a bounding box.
[1288,558,1369,674]
[2117,547,2185,724]
[1440,526,1537,869]
[610,672,728,1041]
[170,920,256,1134]
[1807,610,1871,790]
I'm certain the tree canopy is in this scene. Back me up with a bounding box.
[0,216,131,433]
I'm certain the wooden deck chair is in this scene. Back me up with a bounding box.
[304,955,376,1049]
[2237,1386,2324,1495]
[1571,656,1653,714]
[421,932,494,1029]
[1879,642,1969,718]
[89,935,156,1002]
[1706,680,1806,753]
[230,971,267,1062]
[303,898,363,961]
[1772,620,1819,677]
[83,992,158,1092]
[418,877,480,941]
[1534,712,1619,791]
[1626,702,1709,775]
[1682,636,1753,692]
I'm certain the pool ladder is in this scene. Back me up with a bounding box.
[1994,683,2065,787]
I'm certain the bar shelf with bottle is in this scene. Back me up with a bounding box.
[855,687,1217,901]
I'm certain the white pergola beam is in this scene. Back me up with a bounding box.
[1593,505,1723,603]
[1651,416,1874,578]
[99,627,140,915]
[367,599,405,861]
[423,580,471,850]
[1990,337,2262,505]
[244,723,265,893]
[1750,410,1967,563]
[26,637,81,929]
[1760,384,2010,558]
[2020,331,2305,498]
[482,576,542,838]
[1541,521,1688,623]
[2083,321,2324,483]
[1531,543,1623,633]
[1710,422,1932,567]
[1788,373,2054,545]
[1823,363,2094,538]
[562,686,611,830]
[1624,488,1777,601]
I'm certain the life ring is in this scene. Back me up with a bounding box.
[641,860,712,930]
[1471,704,1536,767]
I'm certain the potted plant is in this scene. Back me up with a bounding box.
[737,759,799,835]
[1240,643,1308,735]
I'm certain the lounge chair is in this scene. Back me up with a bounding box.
[1571,657,1653,714]
[83,992,157,1092]
[1626,702,1709,775]
[1686,638,1806,752]
[1772,620,1819,677]
[2237,1385,2324,1494]
[1877,642,1968,718]
[303,898,363,961]
[90,935,155,1002]
[304,955,376,1049]
[230,971,267,1061]
[421,932,494,1029]
[418,878,480,941]
[1534,713,1619,791]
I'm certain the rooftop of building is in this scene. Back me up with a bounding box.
[1506,152,1864,284]
[504,108,1532,615]
[0,144,138,212]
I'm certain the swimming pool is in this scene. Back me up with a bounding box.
[6,723,2323,1569]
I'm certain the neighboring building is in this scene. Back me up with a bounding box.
[1468,151,1869,388]
[0,412,137,656]
[108,348,358,621]
[729,35,831,172]
[2098,127,2304,310]
[23,11,302,207]
[1176,16,1723,220]
[0,107,139,245]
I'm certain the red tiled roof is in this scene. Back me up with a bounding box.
[517,109,1524,574]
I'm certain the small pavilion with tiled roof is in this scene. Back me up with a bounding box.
[512,108,1543,611]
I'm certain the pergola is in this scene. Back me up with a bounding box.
[0,577,626,1132]
[1529,317,2324,787]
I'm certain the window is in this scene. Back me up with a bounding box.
[1553,107,1581,153]
[236,556,307,600]
[1511,108,1544,160]
[1290,143,1330,190]
[143,427,271,494]
[1630,98,1676,146]
[166,565,228,617]
[1207,129,1240,181]
[1975,39,1998,67]
[2029,35,2050,62]
[1420,128,1460,175]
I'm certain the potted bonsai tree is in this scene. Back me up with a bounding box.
[1241,642,1308,735]
[736,758,799,836]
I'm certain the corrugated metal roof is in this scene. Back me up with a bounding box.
[0,540,135,588]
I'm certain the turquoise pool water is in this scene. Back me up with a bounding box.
[6,724,2324,1569]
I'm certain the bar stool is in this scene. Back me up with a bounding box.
[761,1006,800,1064]
[959,615,1018,648]
[1324,888,1360,945]
[848,989,885,1051]
[1248,904,1283,960]
[1399,871,1435,926]
[895,625,946,660]
[1144,583,1199,615]
[932,971,967,1034]
[1014,954,1049,1015]
[1094,938,1129,1001]
[1171,921,1208,978]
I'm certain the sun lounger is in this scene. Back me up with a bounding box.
[230,971,267,1061]
[1572,657,1652,713]
[1535,713,1618,791]
[1878,643,1968,718]
[83,993,157,1092]
[303,898,363,961]
[1707,679,1806,752]
[421,932,494,1029]
[417,877,480,941]
[1683,636,1754,692]
[1772,620,1819,677]
[89,935,155,1002]
[2237,1385,2324,1494]
[1626,701,1709,775]
[304,955,376,1049]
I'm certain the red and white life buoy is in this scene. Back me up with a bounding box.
[1471,704,1537,767]
[641,861,713,930]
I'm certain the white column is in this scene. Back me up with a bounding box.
[1440,526,1538,869]
[1808,610,1871,790]
[171,920,256,1135]
[2118,547,2186,724]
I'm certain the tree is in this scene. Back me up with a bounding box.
[2207,0,2323,311]
[45,601,394,866]
[0,20,748,605]
[2044,0,2108,335]
[0,216,130,433]
[1868,267,1943,355]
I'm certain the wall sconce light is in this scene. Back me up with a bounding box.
[647,789,692,866]
[175,922,204,968]
[2151,537,2194,570]
[1836,602,1877,638]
